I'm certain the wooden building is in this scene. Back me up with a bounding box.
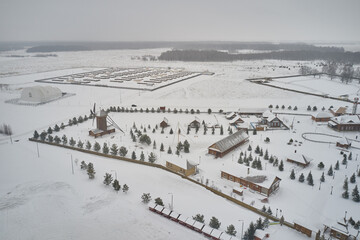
[166,159,196,176]
[221,164,281,197]
[324,220,359,240]
[89,109,116,138]
[229,115,244,126]
[328,115,360,131]
[330,107,348,116]
[294,222,312,238]
[188,119,201,128]
[311,112,333,122]
[287,153,313,168]
[160,117,169,128]
[336,137,351,149]
[225,112,237,120]
[208,130,249,158]
[260,110,288,129]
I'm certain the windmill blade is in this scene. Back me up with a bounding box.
[107,115,124,134]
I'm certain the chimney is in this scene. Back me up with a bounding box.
[247,168,250,175]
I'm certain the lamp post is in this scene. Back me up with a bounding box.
[238,220,244,240]
[168,193,174,210]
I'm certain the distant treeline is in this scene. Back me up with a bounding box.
[158,50,360,63]
[19,41,345,53]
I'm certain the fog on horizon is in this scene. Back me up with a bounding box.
[0,0,359,43]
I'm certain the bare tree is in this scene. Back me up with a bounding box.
[340,64,354,84]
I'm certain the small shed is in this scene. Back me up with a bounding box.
[336,137,351,149]
[166,159,196,176]
[287,154,313,168]
[188,119,201,128]
[311,112,333,122]
[233,186,243,196]
[160,117,169,128]
[229,116,244,125]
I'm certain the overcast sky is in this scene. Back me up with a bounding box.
[0,0,359,42]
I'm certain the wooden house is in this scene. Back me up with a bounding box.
[328,115,360,131]
[221,163,281,197]
[160,117,169,128]
[287,153,313,168]
[166,159,196,176]
[188,119,201,128]
[324,220,359,240]
[229,115,244,126]
[336,137,351,149]
[330,107,348,116]
[232,187,243,196]
[225,112,237,120]
[208,130,249,158]
[311,112,332,122]
[293,222,312,238]
[260,110,288,129]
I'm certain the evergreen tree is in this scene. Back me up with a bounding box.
[320,172,325,182]
[266,207,272,215]
[54,136,61,144]
[184,140,190,153]
[93,142,101,152]
[209,216,221,229]
[62,134,68,145]
[246,222,256,239]
[153,140,156,149]
[119,146,128,157]
[103,173,113,185]
[169,128,174,134]
[256,160,262,170]
[349,152,352,160]
[220,125,223,135]
[278,160,284,171]
[60,123,65,129]
[212,127,215,135]
[264,149,269,160]
[318,162,325,169]
[47,135,53,142]
[80,160,87,170]
[192,214,205,223]
[72,117,77,125]
[248,145,252,151]
[187,125,190,134]
[290,169,296,180]
[350,173,356,183]
[273,158,279,167]
[342,189,349,199]
[68,119,73,126]
[54,124,60,132]
[204,125,207,135]
[269,155,274,163]
[139,134,151,145]
[260,148,263,157]
[85,141,92,150]
[261,205,267,212]
[77,140,84,149]
[264,137,270,143]
[87,162,95,179]
[112,179,120,191]
[141,193,151,203]
[40,131,47,141]
[307,171,314,186]
[256,217,264,230]
[352,185,360,202]
[176,141,184,152]
[238,155,244,164]
[251,159,257,169]
[33,130,39,139]
[160,143,164,152]
[148,152,156,163]
[47,127,53,134]
[69,137,76,147]
[299,173,305,182]
[140,151,145,161]
[343,178,348,190]
[255,145,260,154]
[154,197,164,206]
[167,146,172,154]
[226,224,237,236]
[342,154,347,165]
[122,184,129,193]
[110,144,118,155]
[328,165,333,176]
[263,218,270,229]
[102,143,109,154]
[131,151,136,160]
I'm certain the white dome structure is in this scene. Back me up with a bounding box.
[20,86,62,103]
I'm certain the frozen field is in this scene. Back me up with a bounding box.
[0,48,359,240]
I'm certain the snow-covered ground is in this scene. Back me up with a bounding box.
[1,48,359,240]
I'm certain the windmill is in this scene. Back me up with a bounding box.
[89,103,124,138]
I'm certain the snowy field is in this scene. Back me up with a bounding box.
[1,48,360,240]
[264,75,360,100]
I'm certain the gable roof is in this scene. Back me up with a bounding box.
[313,111,333,119]
[166,158,196,170]
[287,154,313,165]
[209,130,248,153]
[331,115,360,125]
[229,115,244,124]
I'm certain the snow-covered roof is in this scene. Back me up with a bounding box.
[162,208,171,215]
[262,110,273,118]
[98,109,108,117]
[331,115,360,124]
[154,205,164,212]
[161,117,168,123]
[229,116,243,124]
[220,233,235,240]
[209,130,249,153]
[287,153,313,165]
[221,163,281,189]
[239,108,267,114]
[166,158,196,170]
[254,229,269,239]
[202,225,213,235]
[185,218,195,226]
[20,85,62,103]
[211,228,223,238]
[169,211,180,219]
[193,221,204,230]
[337,137,350,145]
[178,214,188,222]
[226,112,237,119]
[331,220,359,237]
[312,111,332,119]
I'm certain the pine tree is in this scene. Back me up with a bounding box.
[93,142,101,152]
[273,158,278,167]
[192,214,205,223]
[167,146,172,154]
[342,154,347,165]
[176,141,183,152]
[122,184,129,193]
[260,148,263,157]
[318,162,325,169]
[139,134,151,145]
[269,155,274,163]
[350,173,356,183]
[212,127,215,135]
[160,143,164,152]
[220,125,224,135]
[154,197,164,206]
[140,151,145,161]
[48,135,54,142]
[257,160,262,170]
[299,173,305,182]
[102,143,109,154]
[328,165,333,176]
[266,207,272,215]
[103,173,113,185]
[349,152,352,160]
[263,218,270,229]
[187,125,190,134]
[204,125,207,135]
[183,140,190,153]
[112,179,120,191]
[261,205,267,212]
[343,178,348,190]
[119,146,128,157]
[248,145,252,151]
[209,216,221,229]
[85,141,92,150]
[352,185,360,202]
[226,224,237,236]
[47,127,53,134]
[131,151,136,160]
[279,160,284,171]
[290,169,296,179]
[77,140,84,148]
[307,171,314,186]
[320,172,325,182]
[87,163,95,179]
[251,159,257,169]
[264,149,269,160]
[256,217,264,230]
[153,140,156,149]
[110,144,118,155]
[54,136,61,144]
[54,124,60,132]
[255,145,260,154]
[60,123,65,129]
[33,130,39,139]
[80,161,87,170]
[141,193,151,203]
[69,137,76,146]
[62,134,67,145]
[238,155,244,164]
[148,152,156,163]
[247,222,256,239]
[169,128,174,134]
[342,189,349,199]
[40,131,47,141]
